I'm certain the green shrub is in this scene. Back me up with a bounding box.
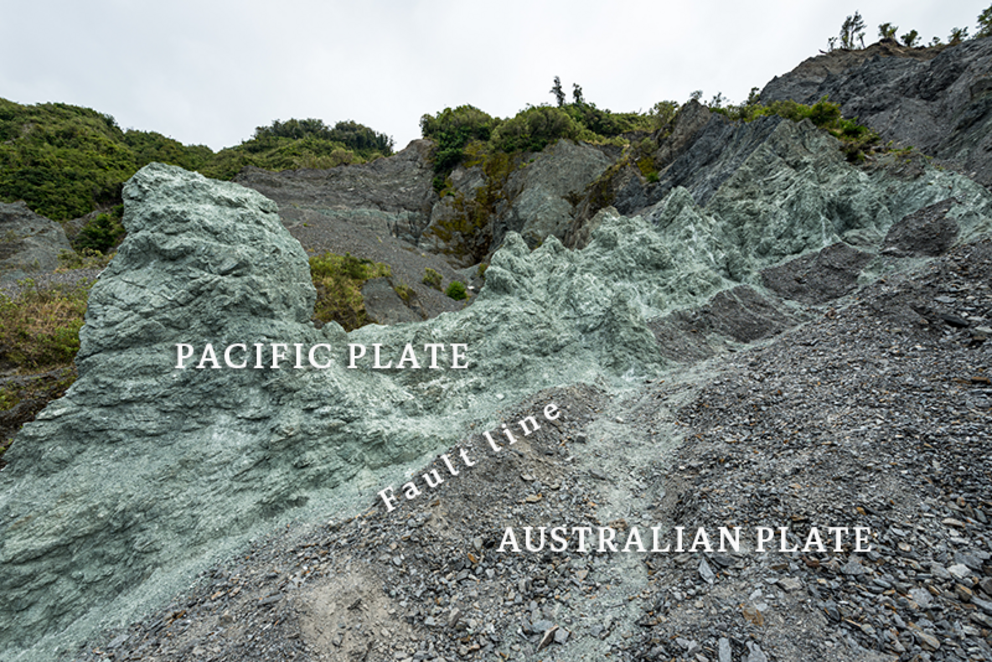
[420,105,497,191]
[422,267,442,290]
[254,118,393,155]
[309,252,391,330]
[74,206,125,253]
[393,282,414,303]
[490,106,580,153]
[445,281,468,300]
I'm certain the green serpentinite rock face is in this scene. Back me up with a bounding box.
[2,118,992,659]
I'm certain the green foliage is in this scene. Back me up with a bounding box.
[123,130,213,171]
[839,11,866,49]
[477,262,488,278]
[565,102,653,141]
[199,118,393,180]
[445,281,468,301]
[0,99,138,220]
[0,278,92,372]
[420,105,498,189]
[57,248,114,271]
[948,27,968,44]
[74,205,125,253]
[550,76,565,107]
[308,252,391,331]
[490,106,579,153]
[878,22,898,39]
[901,29,920,47]
[253,118,393,155]
[393,282,414,303]
[979,4,992,38]
[200,136,362,180]
[422,267,442,290]
[0,98,394,220]
[650,101,680,131]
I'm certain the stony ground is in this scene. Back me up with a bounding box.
[66,239,991,662]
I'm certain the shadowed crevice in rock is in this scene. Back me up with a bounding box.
[882,198,960,257]
[761,243,873,305]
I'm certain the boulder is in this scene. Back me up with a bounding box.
[0,201,72,280]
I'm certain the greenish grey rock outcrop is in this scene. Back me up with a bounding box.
[492,140,612,247]
[0,164,678,659]
[0,201,72,281]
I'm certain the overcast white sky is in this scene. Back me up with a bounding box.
[1,1,984,152]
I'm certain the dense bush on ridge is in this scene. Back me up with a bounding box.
[0,98,392,221]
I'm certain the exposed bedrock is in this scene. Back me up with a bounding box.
[2,146,991,659]
[761,37,992,188]
[0,200,72,281]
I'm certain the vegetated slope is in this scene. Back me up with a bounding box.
[0,98,392,222]
[761,36,992,187]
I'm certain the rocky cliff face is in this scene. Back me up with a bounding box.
[761,37,992,187]
[0,201,72,281]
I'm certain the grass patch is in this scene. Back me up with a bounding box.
[57,248,115,271]
[422,267,443,290]
[309,252,391,331]
[0,279,91,372]
[0,278,91,462]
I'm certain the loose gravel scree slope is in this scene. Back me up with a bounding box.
[67,239,991,662]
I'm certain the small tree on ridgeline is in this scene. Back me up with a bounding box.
[550,76,565,108]
[948,27,969,45]
[878,22,898,39]
[978,4,992,39]
[572,83,584,105]
[840,11,866,49]
[901,29,920,47]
